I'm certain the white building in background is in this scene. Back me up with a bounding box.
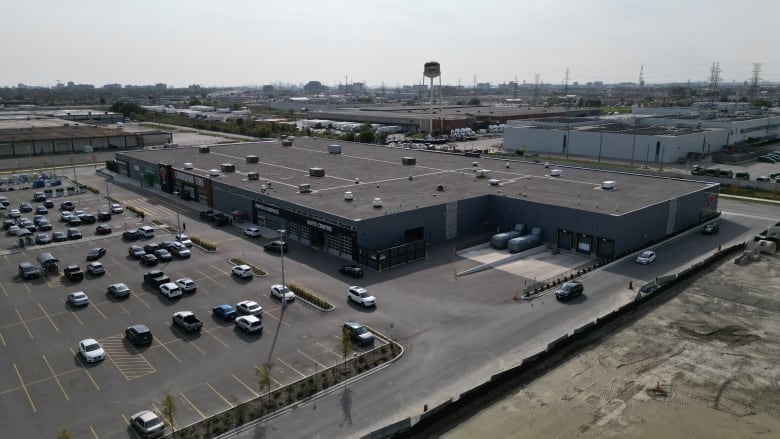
[502,109,779,164]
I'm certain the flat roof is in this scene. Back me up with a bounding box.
[118,138,715,221]
[0,124,127,142]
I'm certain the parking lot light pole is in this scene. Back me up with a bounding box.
[172,190,182,235]
[279,228,287,308]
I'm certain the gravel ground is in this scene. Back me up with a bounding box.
[444,253,780,439]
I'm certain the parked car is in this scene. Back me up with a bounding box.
[9,208,21,218]
[43,200,54,209]
[213,304,237,321]
[175,234,192,247]
[138,226,155,238]
[143,243,161,254]
[140,254,159,267]
[236,300,263,316]
[343,321,375,346]
[52,231,67,242]
[555,280,584,301]
[128,245,146,259]
[125,324,153,346]
[271,284,295,302]
[35,206,48,215]
[263,240,288,253]
[107,282,131,298]
[35,233,51,245]
[159,282,183,299]
[347,286,376,307]
[244,227,262,238]
[67,228,82,240]
[37,219,52,231]
[702,222,720,234]
[18,262,40,280]
[758,156,776,163]
[86,247,106,261]
[235,315,263,334]
[636,250,656,264]
[86,261,105,276]
[129,410,165,439]
[96,224,112,235]
[78,338,105,363]
[67,216,82,226]
[81,214,97,224]
[60,211,73,222]
[67,291,89,307]
[231,264,253,278]
[110,203,124,214]
[19,202,33,213]
[123,229,140,241]
[98,211,112,221]
[63,265,84,281]
[60,201,75,211]
[339,264,364,278]
[33,192,46,202]
[175,277,197,293]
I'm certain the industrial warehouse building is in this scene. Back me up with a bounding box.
[502,111,780,165]
[114,138,719,269]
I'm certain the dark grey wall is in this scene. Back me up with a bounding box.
[356,204,447,249]
[456,196,493,236]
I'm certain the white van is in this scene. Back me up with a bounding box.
[138,226,155,238]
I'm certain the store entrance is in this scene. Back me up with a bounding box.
[310,227,325,250]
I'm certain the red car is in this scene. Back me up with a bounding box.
[96,224,112,235]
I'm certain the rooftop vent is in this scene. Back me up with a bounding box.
[372,197,383,208]
[472,162,479,167]
[198,146,210,153]
[281,139,293,147]
[550,169,562,177]
[328,144,342,154]
[298,183,311,193]
[208,169,220,177]
[476,169,490,178]
[488,179,501,186]
[344,191,353,201]
[309,167,325,177]
[247,172,259,180]
[602,180,617,190]
[220,163,235,172]
[246,155,259,163]
[183,162,193,170]
[402,157,416,165]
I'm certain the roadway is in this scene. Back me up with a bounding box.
[231,198,779,438]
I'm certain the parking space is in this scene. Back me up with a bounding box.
[2,175,397,438]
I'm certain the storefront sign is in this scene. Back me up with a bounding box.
[174,170,205,187]
[306,219,333,232]
[255,203,279,215]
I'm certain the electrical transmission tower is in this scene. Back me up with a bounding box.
[534,73,540,97]
[708,62,721,108]
[749,63,762,101]
[564,68,570,95]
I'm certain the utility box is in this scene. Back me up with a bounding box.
[309,168,325,177]
[199,146,210,153]
[328,144,342,154]
[490,231,522,249]
[402,157,416,165]
[246,155,259,163]
[247,172,259,180]
[220,163,235,172]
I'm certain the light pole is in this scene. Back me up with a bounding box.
[278,229,287,308]
[105,181,112,213]
[172,190,182,236]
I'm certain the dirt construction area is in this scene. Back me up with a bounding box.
[445,253,780,438]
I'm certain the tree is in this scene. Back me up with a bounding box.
[467,98,481,106]
[110,101,146,118]
[256,365,272,409]
[161,393,176,436]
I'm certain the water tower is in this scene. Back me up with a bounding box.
[423,61,443,134]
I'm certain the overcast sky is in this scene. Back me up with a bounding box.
[2,0,777,88]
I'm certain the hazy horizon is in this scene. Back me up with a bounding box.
[2,0,777,89]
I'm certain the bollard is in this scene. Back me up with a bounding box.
[629,281,633,290]
[423,404,428,412]
[718,245,721,252]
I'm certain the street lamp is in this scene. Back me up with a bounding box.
[278,229,287,308]
[172,190,182,236]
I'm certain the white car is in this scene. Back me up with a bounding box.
[271,284,295,303]
[78,338,105,363]
[244,227,262,238]
[347,286,376,307]
[9,209,21,218]
[175,277,197,293]
[176,234,193,247]
[636,250,656,264]
[236,300,263,316]
[110,203,124,214]
[67,291,89,306]
[86,261,105,275]
[60,211,73,221]
[130,410,166,438]
[159,282,182,299]
[235,315,263,333]
[232,264,253,278]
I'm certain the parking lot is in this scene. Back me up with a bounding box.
[0,177,387,438]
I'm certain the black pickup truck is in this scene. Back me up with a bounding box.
[64,265,84,281]
[200,209,230,226]
[144,270,171,289]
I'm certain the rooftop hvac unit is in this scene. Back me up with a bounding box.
[372,197,383,208]
[220,163,235,172]
[246,155,259,163]
[328,144,342,154]
[476,169,490,178]
[602,180,617,190]
[402,157,416,165]
[298,183,311,193]
[344,191,353,201]
[199,146,210,153]
[183,162,193,170]
[247,172,259,180]
[208,169,220,177]
[488,179,501,186]
[309,167,325,177]
[281,139,293,147]
[550,169,562,177]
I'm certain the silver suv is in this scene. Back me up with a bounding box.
[343,321,375,346]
